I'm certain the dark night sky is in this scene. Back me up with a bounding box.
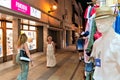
[72,0,93,29]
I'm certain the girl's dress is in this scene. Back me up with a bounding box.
[46,42,56,67]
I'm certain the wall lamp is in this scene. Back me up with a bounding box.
[48,4,57,13]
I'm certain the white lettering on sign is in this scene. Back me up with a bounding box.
[0,0,11,9]
[30,7,41,19]
[16,2,27,12]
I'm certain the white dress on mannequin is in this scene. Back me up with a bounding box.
[91,29,120,80]
[90,6,120,80]
[46,42,56,67]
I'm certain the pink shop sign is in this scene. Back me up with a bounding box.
[11,0,30,15]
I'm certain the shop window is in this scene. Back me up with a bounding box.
[0,29,2,57]
[29,21,36,25]
[23,25,28,30]
[6,22,12,28]
[29,26,36,30]
[21,31,36,50]
[7,30,13,55]
[0,21,1,27]
[20,25,23,29]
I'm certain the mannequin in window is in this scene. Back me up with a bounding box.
[90,6,120,80]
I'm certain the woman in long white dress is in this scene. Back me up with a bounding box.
[46,36,56,67]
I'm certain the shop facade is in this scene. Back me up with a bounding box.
[0,0,74,63]
[0,16,43,63]
[0,0,44,63]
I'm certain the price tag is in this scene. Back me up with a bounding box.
[95,58,101,67]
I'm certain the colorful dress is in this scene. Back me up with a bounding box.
[84,5,97,63]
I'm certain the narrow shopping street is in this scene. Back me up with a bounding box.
[0,45,85,80]
[0,0,119,80]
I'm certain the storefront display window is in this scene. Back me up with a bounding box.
[20,25,22,29]
[21,30,36,50]
[6,22,13,55]
[0,21,1,27]
[23,25,28,30]
[29,26,36,30]
[6,22,12,28]
[7,30,13,55]
[0,29,2,57]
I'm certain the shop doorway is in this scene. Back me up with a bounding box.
[48,29,61,49]
[37,26,43,52]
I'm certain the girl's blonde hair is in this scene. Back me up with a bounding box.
[17,33,28,48]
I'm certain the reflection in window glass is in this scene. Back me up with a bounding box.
[7,30,13,55]
[0,29,2,57]
[23,25,28,30]
[21,31,36,50]
[29,26,36,30]
[6,22,12,28]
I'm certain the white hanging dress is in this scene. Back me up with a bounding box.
[46,42,56,67]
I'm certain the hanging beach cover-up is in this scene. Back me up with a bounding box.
[84,5,97,62]
[114,12,120,34]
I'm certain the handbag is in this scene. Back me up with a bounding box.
[19,50,30,62]
[85,62,94,72]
